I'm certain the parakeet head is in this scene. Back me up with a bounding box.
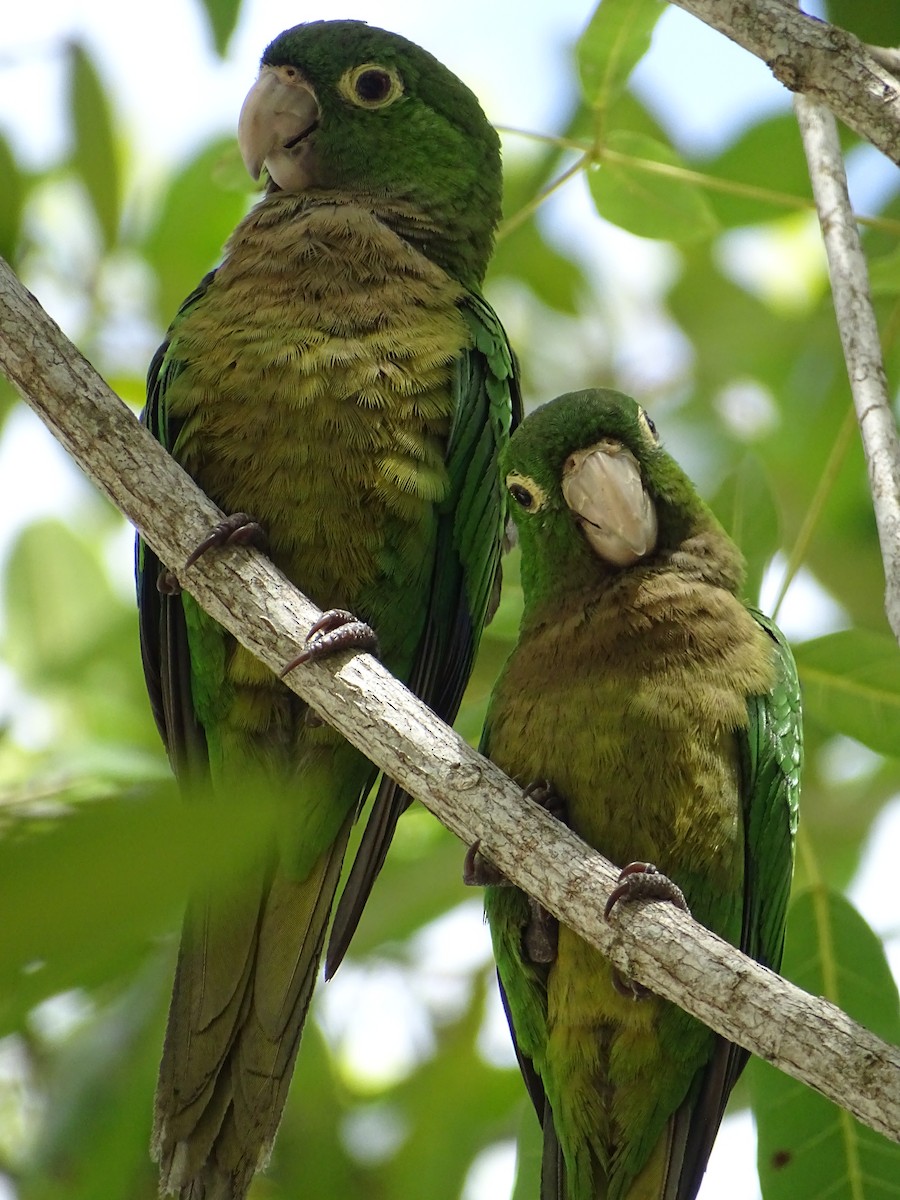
[238,20,502,285]
[503,389,744,606]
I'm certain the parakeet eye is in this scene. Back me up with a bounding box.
[506,472,547,513]
[340,64,404,109]
[637,407,659,443]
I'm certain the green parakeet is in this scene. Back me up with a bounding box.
[137,20,518,1198]
[477,390,800,1200]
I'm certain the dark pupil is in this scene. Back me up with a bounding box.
[645,414,658,437]
[356,69,392,102]
[509,484,533,509]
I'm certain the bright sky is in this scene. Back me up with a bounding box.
[0,4,896,1199]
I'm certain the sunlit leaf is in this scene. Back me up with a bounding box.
[589,131,718,242]
[196,0,243,55]
[0,132,23,262]
[750,889,900,1199]
[868,245,900,296]
[702,114,811,228]
[794,631,900,758]
[711,453,781,607]
[68,42,120,248]
[577,0,664,115]
[143,137,250,322]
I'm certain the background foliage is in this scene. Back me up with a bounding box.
[1,1,899,1197]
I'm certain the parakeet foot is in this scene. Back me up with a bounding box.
[184,512,268,569]
[463,779,564,888]
[462,840,507,886]
[281,609,380,675]
[522,778,567,824]
[603,861,690,919]
[524,897,558,964]
[157,569,181,595]
[605,863,689,1000]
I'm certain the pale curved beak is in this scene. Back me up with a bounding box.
[238,64,320,191]
[562,441,657,566]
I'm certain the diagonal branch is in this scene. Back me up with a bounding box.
[0,257,899,1142]
[794,95,900,641]
[667,0,900,166]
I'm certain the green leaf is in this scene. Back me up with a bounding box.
[0,132,24,262]
[793,631,900,758]
[711,454,780,607]
[68,42,120,247]
[588,131,718,242]
[826,0,900,45]
[868,245,900,297]
[750,889,900,1199]
[196,0,242,55]
[701,114,812,228]
[143,137,250,322]
[577,0,664,114]
[0,784,278,1034]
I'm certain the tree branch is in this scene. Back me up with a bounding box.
[794,95,900,640]
[1,257,899,1142]
[667,0,900,166]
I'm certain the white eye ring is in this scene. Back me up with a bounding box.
[506,472,547,513]
[637,407,659,443]
[338,63,404,109]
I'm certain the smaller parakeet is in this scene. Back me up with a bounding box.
[473,389,801,1200]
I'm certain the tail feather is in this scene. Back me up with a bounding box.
[153,817,353,1199]
[541,1099,566,1200]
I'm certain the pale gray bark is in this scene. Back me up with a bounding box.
[1,256,899,1142]
[667,0,900,165]
[795,96,900,640]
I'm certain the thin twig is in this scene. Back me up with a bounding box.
[795,96,900,641]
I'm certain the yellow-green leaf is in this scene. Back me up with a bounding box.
[577,0,663,114]
[69,42,120,247]
[589,130,718,242]
[794,630,900,758]
[750,889,900,1199]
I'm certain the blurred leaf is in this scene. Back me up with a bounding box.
[589,131,718,242]
[0,132,24,261]
[196,0,242,56]
[143,137,249,322]
[794,631,900,758]
[868,245,900,296]
[751,889,900,1199]
[0,784,277,1033]
[491,215,587,315]
[711,454,781,607]
[701,114,811,228]
[21,968,166,1200]
[577,0,664,115]
[511,1100,542,1200]
[826,0,900,44]
[68,42,120,248]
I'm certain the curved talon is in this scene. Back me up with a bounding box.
[157,569,181,596]
[185,512,267,569]
[280,609,380,676]
[463,840,508,887]
[522,779,567,824]
[604,861,690,920]
[523,897,558,965]
[611,966,650,1001]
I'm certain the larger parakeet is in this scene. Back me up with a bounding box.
[137,20,518,1199]
[477,390,800,1200]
